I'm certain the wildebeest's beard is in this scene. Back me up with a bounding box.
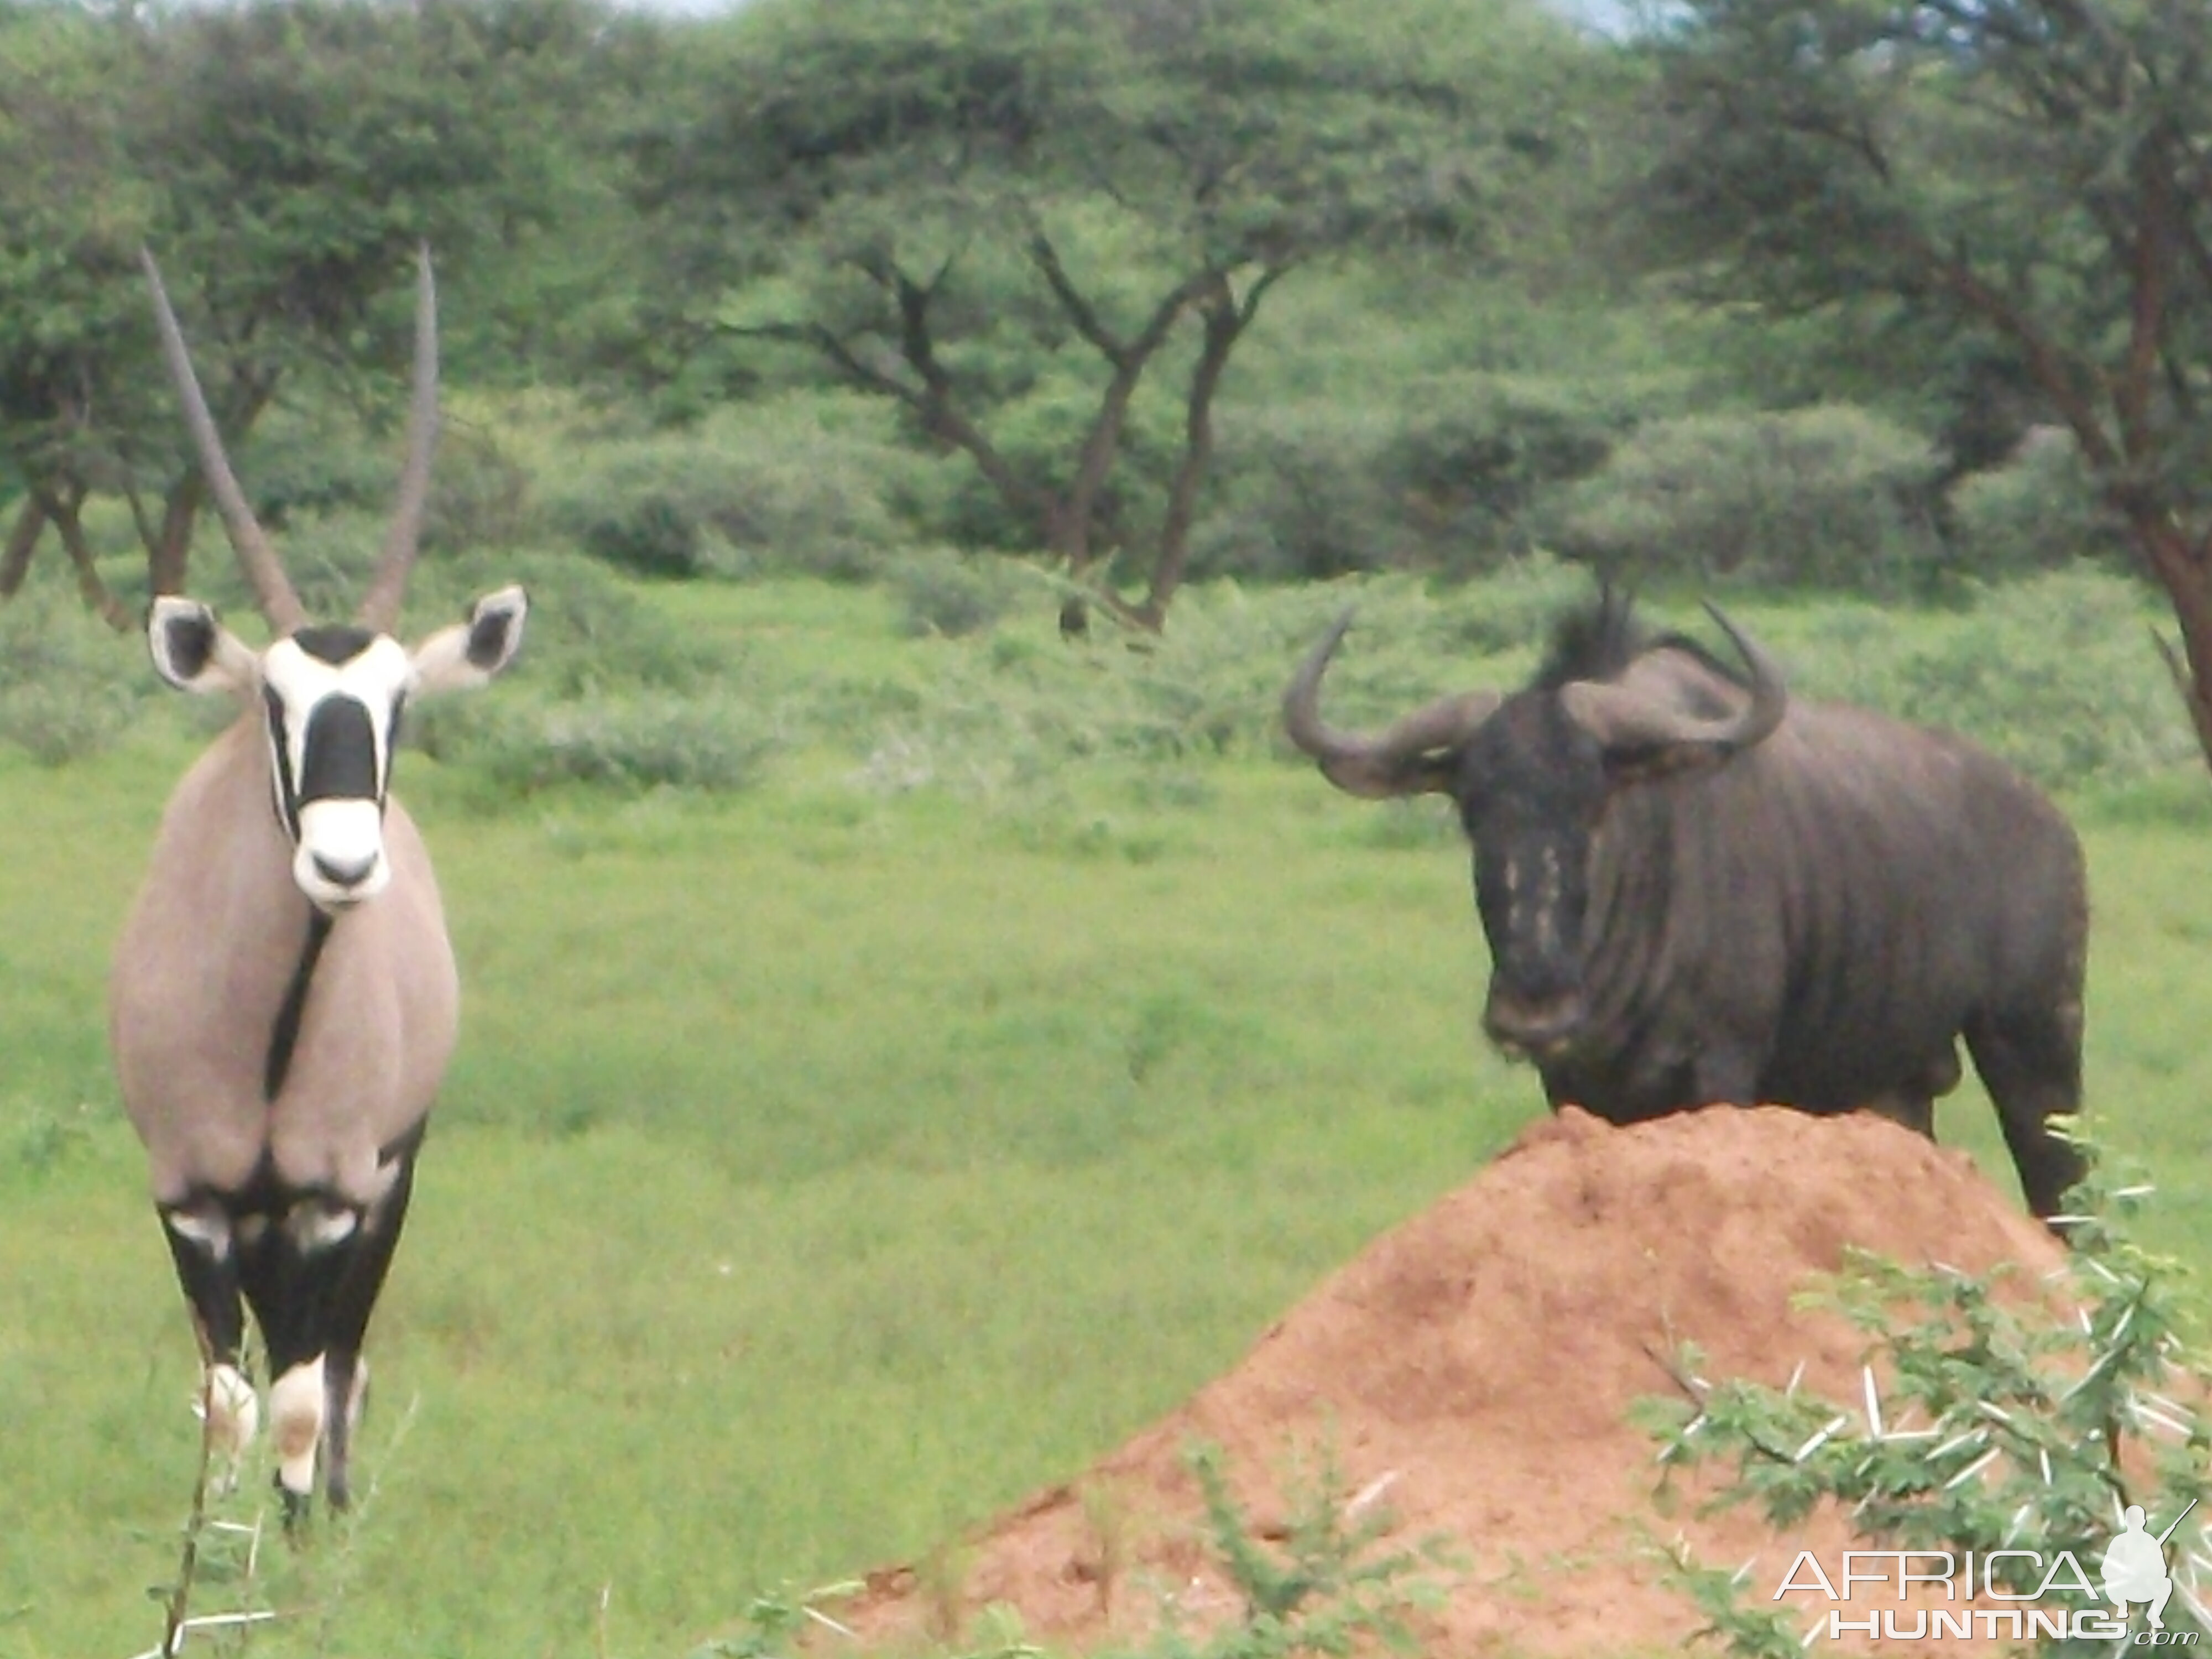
[1461,701,1609,1061]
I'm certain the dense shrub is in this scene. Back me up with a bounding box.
[1191,375,1655,584]
[849,561,1595,794]
[582,484,702,578]
[1781,567,2195,791]
[888,546,1037,638]
[839,563,2191,801]
[1190,401,1408,582]
[436,694,778,795]
[1947,429,2129,577]
[236,403,535,554]
[234,401,395,528]
[422,422,538,552]
[1547,405,1945,593]
[538,400,926,582]
[1379,374,1635,573]
[0,582,153,763]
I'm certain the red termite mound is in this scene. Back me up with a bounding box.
[840,1105,2067,1656]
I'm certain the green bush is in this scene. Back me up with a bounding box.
[0,583,152,763]
[1645,1151,2212,1659]
[888,547,1037,638]
[582,487,702,578]
[1947,429,2128,577]
[236,403,536,554]
[1380,373,1634,573]
[1548,405,1945,593]
[841,565,1591,797]
[1783,568,2196,792]
[234,400,395,529]
[1188,400,1408,583]
[421,422,538,553]
[427,693,777,795]
[1191,375,1663,584]
[538,400,925,583]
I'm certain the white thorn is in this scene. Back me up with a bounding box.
[1344,1469,1400,1521]
[1931,1426,1987,1461]
[1943,1447,2001,1490]
[1792,1413,1851,1463]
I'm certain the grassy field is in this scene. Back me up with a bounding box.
[4,570,2211,1658]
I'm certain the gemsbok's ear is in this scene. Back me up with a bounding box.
[408,585,528,695]
[147,597,258,695]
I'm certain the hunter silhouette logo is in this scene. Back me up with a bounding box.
[2107,1501,2198,1632]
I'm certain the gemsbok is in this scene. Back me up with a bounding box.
[111,247,527,1522]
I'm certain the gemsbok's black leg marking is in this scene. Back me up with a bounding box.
[160,1204,245,1370]
[321,1134,424,1513]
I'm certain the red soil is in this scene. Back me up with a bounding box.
[839,1105,2068,1656]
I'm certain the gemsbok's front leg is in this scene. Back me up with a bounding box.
[159,1198,259,1472]
[234,1188,370,1530]
[319,1131,424,1515]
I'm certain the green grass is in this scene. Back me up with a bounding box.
[3,571,2209,1657]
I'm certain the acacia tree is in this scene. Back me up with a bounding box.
[0,0,550,614]
[0,4,157,626]
[1634,0,2212,764]
[127,0,528,597]
[637,0,1575,628]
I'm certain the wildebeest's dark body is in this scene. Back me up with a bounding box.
[1283,592,2087,1222]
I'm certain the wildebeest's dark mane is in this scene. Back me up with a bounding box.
[1530,587,1747,691]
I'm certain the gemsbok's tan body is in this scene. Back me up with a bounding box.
[111,247,527,1522]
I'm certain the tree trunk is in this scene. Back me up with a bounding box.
[148,475,202,596]
[1135,289,1243,630]
[36,488,133,632]
[1027,237,1211,582]
[2133,510,2212,771]
[0,495,46,597]
[1130,267,1286,630]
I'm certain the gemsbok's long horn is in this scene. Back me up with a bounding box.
[139,248,306,634]
[357,244,440,634]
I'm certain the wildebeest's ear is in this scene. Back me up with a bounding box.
[147,596,257,695]
[408,585,529,695]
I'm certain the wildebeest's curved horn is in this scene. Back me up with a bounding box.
[1282,608,1503,798]
[358,246,441,634]
[140,249,307,635]
[1560,602,1786,760]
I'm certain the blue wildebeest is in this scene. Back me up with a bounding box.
[1281,592,2086,1222]
[111,249,528,1523]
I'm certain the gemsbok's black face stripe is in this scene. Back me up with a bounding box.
[263,684,303,841]
[298,698,380,807]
